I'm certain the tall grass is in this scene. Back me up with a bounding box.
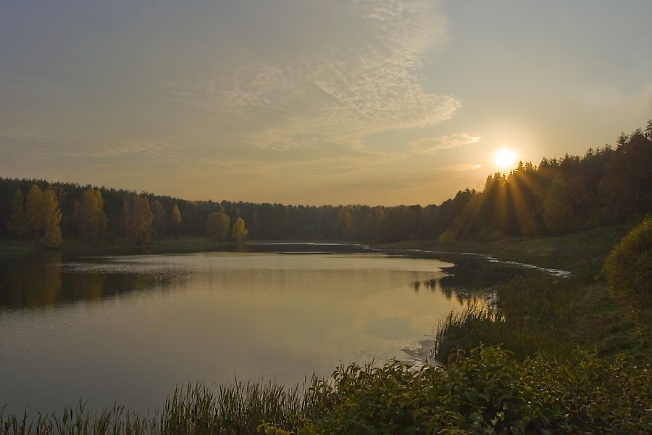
[1,380,318,435]
[0,402,150,435]
[432,301,563,363]
[433,274,652,363]
[158,381,317,434]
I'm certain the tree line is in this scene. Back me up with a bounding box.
[1,120,650,246]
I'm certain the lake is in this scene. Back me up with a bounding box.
[0,246,501,415]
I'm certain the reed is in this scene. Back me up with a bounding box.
[1,380,319,435]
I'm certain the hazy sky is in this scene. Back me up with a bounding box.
[1,1,651,206]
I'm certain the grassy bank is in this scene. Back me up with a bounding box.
[2,347,651,434]
[431,223,652,362]
[0,236,240,258]
[380,224,631,275]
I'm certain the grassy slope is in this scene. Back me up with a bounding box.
[428,224,652,362]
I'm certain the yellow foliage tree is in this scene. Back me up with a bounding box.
[205,211,231,240]
[25,184,45,239]
[120,194,154,244]
[73,187,107,242]
[170,203,182,234]
[133,195,154,244]
[231,217,248,242]
[42,189,63,248]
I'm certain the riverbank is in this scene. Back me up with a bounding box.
[429,223,652,363]
[378,224,631,275]
[0,224,629,267]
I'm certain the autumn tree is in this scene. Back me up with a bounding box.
[132,195,154,244]
[42,189,63,248]
[205,211,231,240]
[25,184,45,239]
[170,203,182,234]
[120,194,154,244]
[7,188,27,237]
[73,187,107,242]
[231,217,248,242]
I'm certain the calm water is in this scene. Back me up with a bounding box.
[0,249,492,415]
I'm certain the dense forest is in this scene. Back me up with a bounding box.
[1,121,651,246]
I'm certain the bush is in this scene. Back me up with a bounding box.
[305,346,652,434]
[604,216,652,312]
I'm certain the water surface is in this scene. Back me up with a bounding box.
[0,250,486,415]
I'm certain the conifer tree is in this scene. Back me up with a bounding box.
[150,199,167,237]
[7,188,27,237]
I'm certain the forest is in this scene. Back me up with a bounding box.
[1,121,651,247]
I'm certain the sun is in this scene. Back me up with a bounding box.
[493,148,517,170]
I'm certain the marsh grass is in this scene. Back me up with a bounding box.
[433,273,652,363]
[158,381,317,434]
[1,380,319,435]
[0,402,150,435]
[432,301,563,363]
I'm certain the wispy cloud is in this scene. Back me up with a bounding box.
[62,140,181,159]
[153,0,456,156]
[410,133,481,154]
[440,163,482,172]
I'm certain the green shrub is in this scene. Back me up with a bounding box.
[304,346,652,434]
[604,216,652,313]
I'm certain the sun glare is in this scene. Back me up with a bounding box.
[493,148,517,170]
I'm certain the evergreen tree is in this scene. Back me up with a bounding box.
[7,188,27,237]
[543,177,575,235]
[150,199,167,237]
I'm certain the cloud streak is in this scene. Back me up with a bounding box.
[441,163,482,172]
[410,133,481,154]
[153,0,456,156]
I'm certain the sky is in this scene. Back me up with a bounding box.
[1,1,651,206]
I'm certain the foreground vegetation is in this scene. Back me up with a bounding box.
[2,347,650,434]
